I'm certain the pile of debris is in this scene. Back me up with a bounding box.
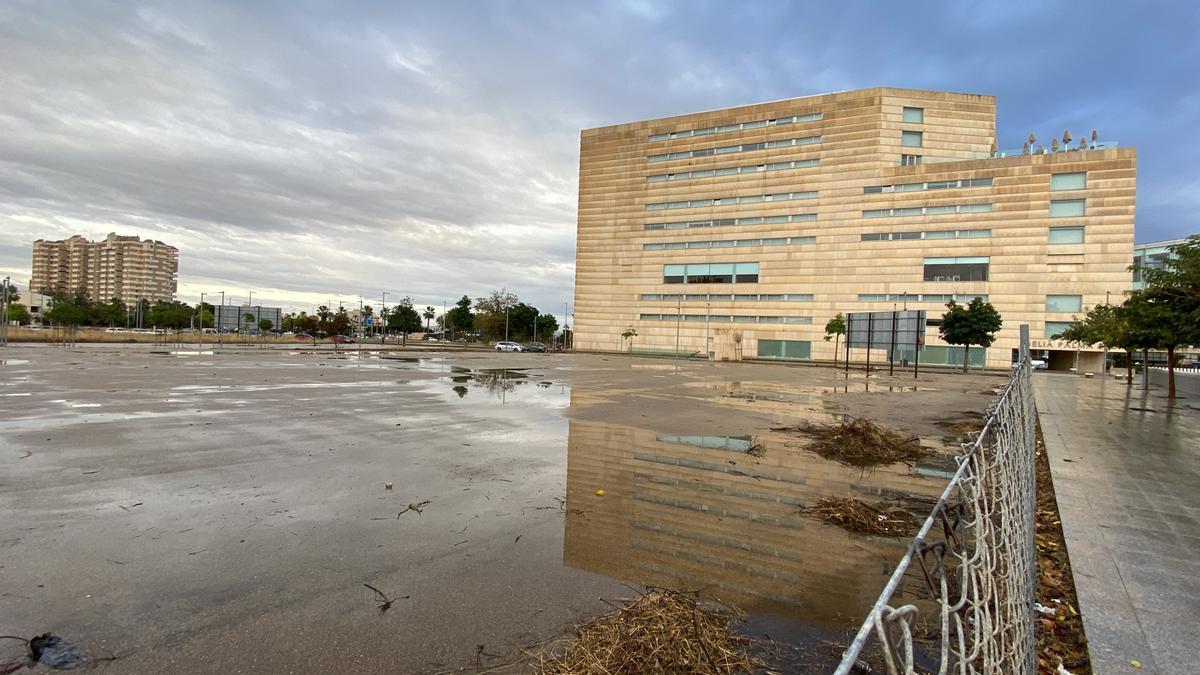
[775,417,932,468]
[803,497,919,537]
[533,589,757,674]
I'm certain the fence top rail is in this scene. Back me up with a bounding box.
[832,360,1029,675]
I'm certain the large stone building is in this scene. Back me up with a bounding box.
[31,233,179,306]
[573,87,1135,369]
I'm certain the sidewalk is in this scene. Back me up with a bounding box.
[1035,373,1200,674]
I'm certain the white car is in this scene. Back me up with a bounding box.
[494,341,524,352]
[1030,359,1049,370]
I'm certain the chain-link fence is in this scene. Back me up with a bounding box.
[834,358,1038,675]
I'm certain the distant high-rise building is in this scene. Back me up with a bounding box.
[30,233,179,305]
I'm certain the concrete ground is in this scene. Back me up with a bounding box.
[1036,373,1200,675]
[1,345,1003,673]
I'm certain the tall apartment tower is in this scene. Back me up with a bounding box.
[573,87,1135,370]
[31,232,179,306]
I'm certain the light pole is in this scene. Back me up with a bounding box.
[218,291,224,350]
[1,276,10,347]
[381,291,388,344]
[1104,290,1111,374]
[199,292,206,348]
[443,300,447,341]
[705,301,710,360]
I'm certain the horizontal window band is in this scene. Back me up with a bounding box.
[864,177,993,193]
[649,113,822,142]
[647,191,817,212]
[644,236,814,250]
[863,204,992,218]
[647,159,820,183]
[639,314,813,325]
[641,294,813,302]
[645,214,816,231]
[648,136,820,163]
[860,229,990,241]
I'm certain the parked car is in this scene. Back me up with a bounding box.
[331,335,356,344]
[524,341,547,353]
[494,341,524,352]
[104,327,127,333]
[294,333,314,340]
[1030,359,1049,370]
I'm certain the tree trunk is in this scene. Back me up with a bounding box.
[1125,349,1134,384]
[833,335,840,367]
[962,344,970,373]
[1167,345,1176,399]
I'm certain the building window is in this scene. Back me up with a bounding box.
[900,154,922,166]
[1045,321,1075,338]
[1049,199,1085,217]
[901,131,923,148]
[1048,226,1085,244]
[1050,172,1087,191]
[662,262,759,284]
[756,339,811,360]
[1045,295,1083,313]
[902,107,924,124]
[923,256,989,282]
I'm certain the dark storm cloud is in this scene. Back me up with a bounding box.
[0,1,1196,316]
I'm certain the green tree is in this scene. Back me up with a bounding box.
[1053,303,1144,382]
[422,306,436,332]
[314,306,333,336]
[1,281,19,304]
[92,298,127,327]
[474,289,518,341]
[445,295,474,339]
[7,302,31,324]
[258,318,273,332]
[507,302,538,341]
[823,313,846,367]
[939,298,1003,373]
[45,292,90,327]
[1134,236,1200,397]
[386,297,423,334]
[330,307,352,336]
[621,327,638,352]
[535,313,559,343]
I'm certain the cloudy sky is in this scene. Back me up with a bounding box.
[1,1,1197,319]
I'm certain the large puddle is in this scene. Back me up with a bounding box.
[0,351,968,672]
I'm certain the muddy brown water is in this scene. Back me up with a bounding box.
[0,345,1002,673]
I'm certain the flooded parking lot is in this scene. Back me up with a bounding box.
[0,345,1005,673]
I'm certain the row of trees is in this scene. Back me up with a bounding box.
[20,291,281,333]
[436,290,560,343]
[1056,236,1199,398]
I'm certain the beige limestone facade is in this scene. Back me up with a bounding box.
[31,233,179,306]
[572,87,1136,369]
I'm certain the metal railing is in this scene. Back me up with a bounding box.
[835,357,1038,675]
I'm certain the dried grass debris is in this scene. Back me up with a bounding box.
[803,497,918,538]
[773,417,932,468]
[532,589,757,674]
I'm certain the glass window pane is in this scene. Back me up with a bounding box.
[1049,199,1085,217]
[902,107,924,123]
[1050,172,1087,190]
[1046,295,1083,312]
[1048,226,1085,244]
[901,131,923,147]
[1045,321,1075,338]
[709,263,734,275]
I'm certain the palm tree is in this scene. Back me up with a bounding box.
[423,306,436,332]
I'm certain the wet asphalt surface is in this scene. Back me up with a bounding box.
[0,345,1003,673]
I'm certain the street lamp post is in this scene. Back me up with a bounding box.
[1,276,10,348]
[381,291,388,344]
